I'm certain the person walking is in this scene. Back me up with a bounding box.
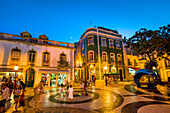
[13,85,21,111]
[68,85,73,100]
[105,77,108,86]
[80,83,84,91]
[19,90,26,111]
[84,78,88,95]
[59,83,64,96]
[8,79,13,99]
[93,77,96,86]
[33,83,42,112]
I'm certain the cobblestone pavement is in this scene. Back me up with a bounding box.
[5,81,170,113]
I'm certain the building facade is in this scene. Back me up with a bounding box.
[74,27,130,81]
[125,47,170,82]
[0,31,74,87]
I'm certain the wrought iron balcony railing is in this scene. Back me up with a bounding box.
[57,61,69,68]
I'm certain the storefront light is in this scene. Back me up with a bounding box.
[14,66,18,70]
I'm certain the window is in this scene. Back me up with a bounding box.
[165,59,170,68]
[42,52,50,66]
[101,38,106,46]
[102,52,107,61]
[28,50,36,65]
[88,36,93,45]
[116,41,121,48]
[109,39,114,47]
[60,53,66,62]
[11,47,21,64]
[134,60,138,66]
[128,59,131,66]
[88,51,94,61]
[117,54,122,65]
[82,40,84,50]
[110,53,115,63]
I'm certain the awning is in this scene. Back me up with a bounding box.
[0,68,23,72]
[39,69,69,73]
[129,67,141,71]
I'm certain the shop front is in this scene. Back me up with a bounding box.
[0,68,23,82]
[41,73,67,87]
[39,69,70,87]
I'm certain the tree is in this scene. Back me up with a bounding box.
[124,24,170,70]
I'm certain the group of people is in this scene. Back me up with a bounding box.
[59,82,74,100]
[0,77,26,112]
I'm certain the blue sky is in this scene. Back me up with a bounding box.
[0,0,169,43]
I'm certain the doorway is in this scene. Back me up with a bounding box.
[119,69,123,81]
[25,68,35,87]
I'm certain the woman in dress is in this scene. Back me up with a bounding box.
[68,85,73,100]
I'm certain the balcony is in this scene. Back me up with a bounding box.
[42,61,50,66]
[57,61,69,68]
[88,60,95,63]
[28,61,35,66]
[110,61,115,65]
[117,61,123,65]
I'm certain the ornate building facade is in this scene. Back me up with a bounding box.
[74,27,130,81]
[0,31,74,87]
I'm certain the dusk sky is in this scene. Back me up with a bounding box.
[0,0,170,43]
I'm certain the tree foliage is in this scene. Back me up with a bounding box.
[124,24,170,70]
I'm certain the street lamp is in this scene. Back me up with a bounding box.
[153,66,156,70]
[104,66,107,74]
[14,65,18,78]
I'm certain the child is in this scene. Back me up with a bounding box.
[68,85,73,100]
[19,90,26,111]
[80,83,84,91]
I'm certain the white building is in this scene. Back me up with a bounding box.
[0,31,74,87]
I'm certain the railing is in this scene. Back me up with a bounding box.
[57,61,69,68]
[0,33,74,48]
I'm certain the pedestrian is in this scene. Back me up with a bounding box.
[8,79,13,99]
[84,78,88,95]
[19,79,26,90]
[68,85,73,100]
[80,83,84,91]
[105,77,108,86]
[33,83,42,112]
[19,90,26,111]
[13,85,21,111]
[93,76,96,86]
[59,83,64,96]
[0,83,9,112]
[88,79,91,86]
[39,81,44,103]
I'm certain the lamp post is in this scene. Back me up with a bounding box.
[14,65,18,78]
[104,66,107,74]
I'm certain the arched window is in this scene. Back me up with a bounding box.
[10,47,21,65]
[60,53,66,62]
[110,53,115,64]
[88,51,94,61]
[102,52,107,62]
[42,51,50,66]
[117,54,122,65]
[88,36,94,45]
[28,50,36,66]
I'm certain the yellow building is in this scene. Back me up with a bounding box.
[125,47,170,82]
